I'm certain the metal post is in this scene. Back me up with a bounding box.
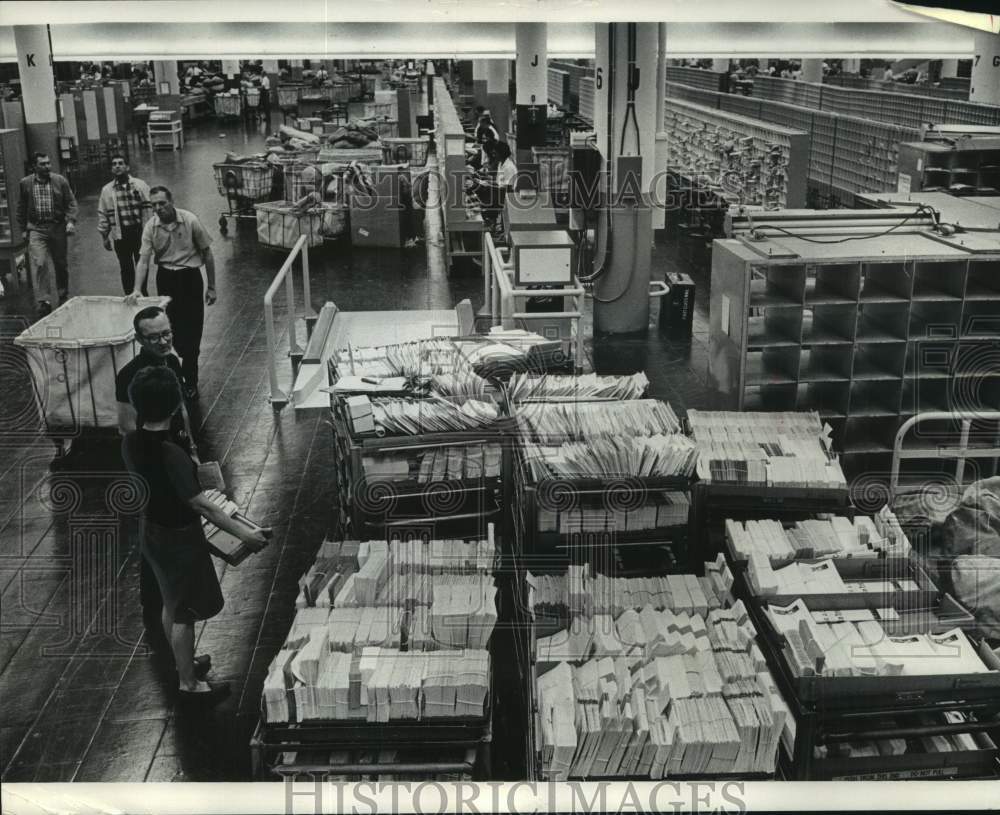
[285,258,301,357]
[264,235,310,407]
[483,230,492,319]
[263,293,286,407]
[301,241,316,319]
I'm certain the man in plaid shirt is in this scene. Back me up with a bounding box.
[98,154,152,294]
[16,152,78,317]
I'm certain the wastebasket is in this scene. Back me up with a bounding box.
[13,296,168,431]
[658,272,695,339]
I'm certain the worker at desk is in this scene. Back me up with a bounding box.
[466,141,518,236]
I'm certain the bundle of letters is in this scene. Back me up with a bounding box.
[345,394,500,436]
[519,400,684,442]
[529,558,737,626]
[537,491,690,535]
[766,599,996,678]
[506,372,650,403]
[199,488,240,538]
[726,509,911,563]
[295,539,496,630]
[533,566,788,778]
[362,443,503,483]
[264,644,489,723]
[813,711,996,761]
[467,328,562,368]
[330,338,492,398]
[687,410,846,488]
[263,536,496,723]
[333,338,469,380]
[522,437,698,481]
[747,557,924,599]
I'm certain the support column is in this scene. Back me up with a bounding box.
[153,60,181,95]
[514,23,547,160]
[653,23,669,232]
[472,59,488,109]
[843,58,861,74]
[940,59,959,78]
[262,60,278,82]
[970,32,1000,105]
[14,25,59,169]
[426,59,435,104]
[486,59,510,139]
[592,23,659,336]
[800,59,823,84]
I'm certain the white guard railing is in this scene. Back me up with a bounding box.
[264,235,317,408]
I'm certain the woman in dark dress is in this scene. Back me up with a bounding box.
[123,366,270,704]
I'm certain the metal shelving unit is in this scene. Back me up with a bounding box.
[662,98,809,209]
[708,230,1000,476]
[0,128,27,291]
[897,137,1000,197]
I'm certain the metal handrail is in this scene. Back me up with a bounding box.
[485,232,585,372]
[264,234,316,408]
[890,410,1000,503]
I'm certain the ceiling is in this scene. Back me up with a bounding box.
[0,21,979,62]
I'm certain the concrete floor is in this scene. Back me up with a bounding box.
[0,103,721,781]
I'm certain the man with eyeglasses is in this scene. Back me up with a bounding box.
[126,185,216,401]
[116,305,199,651]
[98,153,152,295]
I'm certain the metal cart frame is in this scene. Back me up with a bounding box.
[890,410,1000,505]
[213,161,275,234]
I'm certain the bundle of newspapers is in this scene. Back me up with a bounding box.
[264,537,496,723]
[533,562,789,779]
[507,372,650,403]
[687,410,847,488]
[725,509,911,563]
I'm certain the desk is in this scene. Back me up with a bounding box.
[132,104,158,142]
[148,118,184,151]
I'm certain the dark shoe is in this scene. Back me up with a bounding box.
[37,301,52,318]
[58,290,69,305]
[183,384,199,401]
[193,654,212,680]
[177,680,231,706]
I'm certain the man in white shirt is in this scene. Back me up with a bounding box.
[259,71,272,122]
[126,187,216,400]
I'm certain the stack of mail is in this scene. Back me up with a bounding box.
[431,575,497,649]
[371,396,500,435]
[519,400,684,443]
[507,372,650,403]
